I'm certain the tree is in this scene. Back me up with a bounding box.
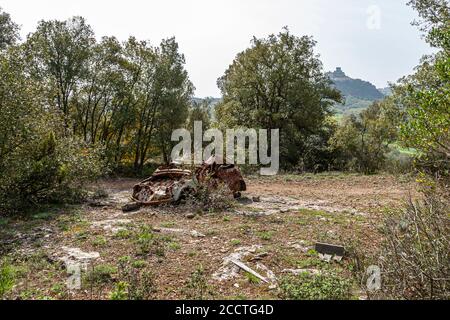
[153,38,194,165]
[378,2,450,300]
[25,16,95,131]
[0,47,103,212]
[408,0,449,50]
[394,1,450,181]
[217,28,341,169]
[0,7,19,50]
[0,47,43,172]
[331,102,398,174]
[128,38,158,171]
[188,99,212,132]
[72,36,124,145]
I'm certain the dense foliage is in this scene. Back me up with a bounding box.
[216,28,342,170]
[0,12,193,212]
[384,0,450,183]
[331,101,398,174]
[379,0,450,300]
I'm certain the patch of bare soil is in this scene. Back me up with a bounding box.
[0,173,417,300]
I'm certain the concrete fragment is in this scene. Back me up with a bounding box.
[230,259,269,283]
[213,245,262,281]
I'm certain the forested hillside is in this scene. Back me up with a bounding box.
[327,67,386,115]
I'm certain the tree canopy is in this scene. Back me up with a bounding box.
[216,28,341,169]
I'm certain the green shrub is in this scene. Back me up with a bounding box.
[109,281,128,300]
[183,266,212,300]
[330,102,397,174]
[0,260,16,298]
[279,272,353,300]
[115,258,156,300]
[0,133,105,213]
[258,231,274,241]
[245,272,261,284]
[84,264,117,285]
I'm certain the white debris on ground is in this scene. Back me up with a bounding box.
[288,240,311,253]
[91,219,132,234]
[153,227,206,238]
[281,268,322,276]
[55,247,100,291]
[108,190,131,205]
[236,195,366,216]
[256,262,278,288]
[57,247,100,270]
[213,245,263,281]
[318,253,343,263]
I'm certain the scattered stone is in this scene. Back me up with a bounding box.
[255,263,277,284]
[250,252,269,261]
[239,195,367,217]
[91,219,131,234]
[230,259,269,283]
[236,197,254,205]
[288,241,310,253]
[186,213,196,219]
[88,200,111,208]
[153,227,205,238]
[282,268,321,276]
[318,253,333,263]
[121,202,142,212]
[190,230,206,238]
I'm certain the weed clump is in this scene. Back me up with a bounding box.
[279,271,353,300]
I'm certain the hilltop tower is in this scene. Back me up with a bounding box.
[333,67,346,78]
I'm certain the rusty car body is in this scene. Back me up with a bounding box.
[131,157,246,206]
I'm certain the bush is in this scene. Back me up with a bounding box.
[109,281,129,300]
[84,264,117,285]
[114,258,156,300]
[0,133,105,213]
[186,182,236,213]
[183,266,212,300]
[0,49,105,214]
[380,190,450,299]
[279,271,353,300]
[384,148,414,174]
[0,259,15,298]
[330,102,397,174]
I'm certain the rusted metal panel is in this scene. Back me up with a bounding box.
[195,156,247,195]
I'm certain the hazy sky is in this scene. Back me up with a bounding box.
[1,0,436,97]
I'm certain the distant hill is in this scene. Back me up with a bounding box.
[192,69,392,120]
[326,67,387,116]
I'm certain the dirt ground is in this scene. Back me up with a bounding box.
[0,173,418,300]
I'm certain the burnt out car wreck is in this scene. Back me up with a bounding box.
[122,157,247,212]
